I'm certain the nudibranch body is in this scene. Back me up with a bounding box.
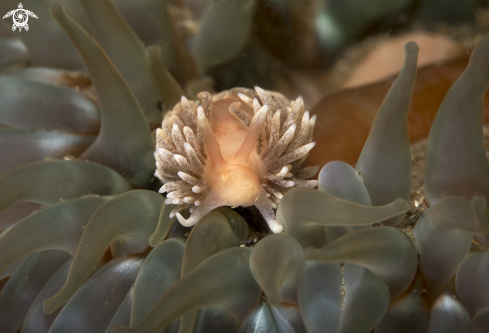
[155,87,318,233]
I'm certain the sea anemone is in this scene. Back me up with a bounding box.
[2,1,489,333]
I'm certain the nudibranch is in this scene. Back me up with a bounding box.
[155,87,318,233]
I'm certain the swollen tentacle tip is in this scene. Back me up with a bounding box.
[404,42,419,68]
[43,297,60,315]
[404,41,419,55]
[471,195,487,208]
[49,3,63,17]
[148,235,157,247]
[394,198,410,211]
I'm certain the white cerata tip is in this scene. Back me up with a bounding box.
[269,220,284,234]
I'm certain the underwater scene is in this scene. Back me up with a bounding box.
[2,0,489,332]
